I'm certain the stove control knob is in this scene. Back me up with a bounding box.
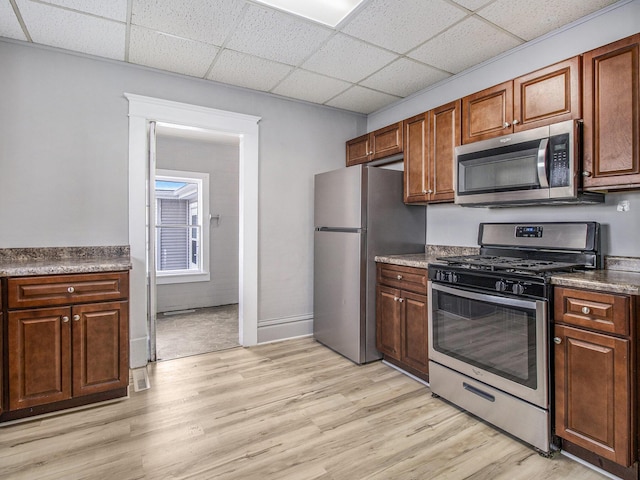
[450,273,459,283]
[435,271,443,281]
[495,280,507,292]
[512,283,525,295]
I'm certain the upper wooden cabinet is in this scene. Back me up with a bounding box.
[346,122,403,166]
[582,33,640,191]
[404,100,460,204]
[462,56,581,144]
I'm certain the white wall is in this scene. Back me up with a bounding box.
[155,134,239,312]
[0,39,366,349]
[367,0,640,257]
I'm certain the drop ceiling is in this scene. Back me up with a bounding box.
[1,0,621,114]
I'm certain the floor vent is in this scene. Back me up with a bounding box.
[132,367,151,392]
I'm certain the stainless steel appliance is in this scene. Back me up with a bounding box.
[454,120,603,207]
[428,222,600,454]
[314,165,425,364]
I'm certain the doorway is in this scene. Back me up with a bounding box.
[152,123,240,361]
[125,94,261,368]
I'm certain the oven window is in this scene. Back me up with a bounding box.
[432,289,537,389]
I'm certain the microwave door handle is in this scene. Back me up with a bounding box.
[537,138,549,188]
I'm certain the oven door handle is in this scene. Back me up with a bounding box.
[429,282,539,310]
[537,138,549,189]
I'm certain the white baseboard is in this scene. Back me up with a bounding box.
[257,314,313,343]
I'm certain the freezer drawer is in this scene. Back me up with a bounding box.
[313,229,363,363]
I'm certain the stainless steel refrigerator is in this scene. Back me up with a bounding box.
[313,165,426,364]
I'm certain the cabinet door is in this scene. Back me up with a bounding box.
[376,285,401,359]
[554,324,631,466]
[429,100,460,203]
[346,134,370,166]
[583,34,640,190]
[462,81,513,144]
[513,56,581,132]
[400,291,429,374]
[371,122,403,160]
[403,112,429,203]
[8,307,72,410]
[72,301,129,397]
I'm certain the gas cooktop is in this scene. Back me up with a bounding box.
[435,254,583,274]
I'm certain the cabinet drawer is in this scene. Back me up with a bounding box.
[554,287,630,336]
[8,271,129,309]
[377,264,427,294]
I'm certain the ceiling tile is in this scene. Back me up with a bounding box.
[326,86,400,114]
[0,2,27,41]
[271,69,351,104]
[131,0,245,46]
[37,0,128,21]
[478,0,619,41]
[15,0,125,60]
[449,0,494,12]
[129,26,219,78]
[225,4,333,65]
[207,49,293,92]
[409,16,522,74]
[361,58,451,97]
[342,0,467,54]
[302,33,398,83]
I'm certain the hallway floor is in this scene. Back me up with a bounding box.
[155,304,239,361]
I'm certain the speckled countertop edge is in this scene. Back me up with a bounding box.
[0,246,131,276]
[376,248,640,294]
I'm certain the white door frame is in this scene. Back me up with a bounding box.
[125,93,260,367]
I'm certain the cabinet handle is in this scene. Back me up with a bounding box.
[503,122,511,128]
[512,119,520,125]
[73,314,80,322]
[422,189,427,194]
[398,298,404,303]
[62,316,69,323]
[581,306,591,315]
[393,296,399,302]
[426,189,433,194]
[397,275,403,280]
[582,171,592,177]
[553,337,562,345]
[67,286,75,293]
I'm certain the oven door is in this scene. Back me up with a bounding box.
[428,282,548,408]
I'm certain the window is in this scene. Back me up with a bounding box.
[155,169,210,284]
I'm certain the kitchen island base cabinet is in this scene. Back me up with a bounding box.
[376,264,428,381]
[2,271,130,421]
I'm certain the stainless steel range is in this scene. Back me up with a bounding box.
[427,222,600,455]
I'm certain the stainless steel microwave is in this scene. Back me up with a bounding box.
[454,120,603,207]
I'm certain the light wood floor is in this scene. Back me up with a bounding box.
[0,338,608,480]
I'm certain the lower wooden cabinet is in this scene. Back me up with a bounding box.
[2,271,129,420]
[554,286,637,475]
[376,264,428,380]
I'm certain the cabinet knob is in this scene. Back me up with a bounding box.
[582,171,592,177]
[397,275,403,280]
[67,286,75,293]
[73,314,80,322]
[581,306,591,315]
[62,316,69,323]
[398,298,404,303]
[503,122,511,128]
[553,337,562,345]
[393,296,399,302]
[512,119,520,125]
[426,189,433,194]
[422,189,427,194]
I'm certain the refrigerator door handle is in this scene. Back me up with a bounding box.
[316,227,362,233]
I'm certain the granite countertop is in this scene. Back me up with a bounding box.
[376,248,640,295]
[550,270,640,295]
[0,246,132,277]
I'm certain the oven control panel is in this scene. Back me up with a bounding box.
[428,266,547,300]
[515,226,543,238]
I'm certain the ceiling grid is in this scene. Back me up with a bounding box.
[0,0,622,114]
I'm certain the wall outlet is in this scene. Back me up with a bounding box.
[617,200,630,212]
